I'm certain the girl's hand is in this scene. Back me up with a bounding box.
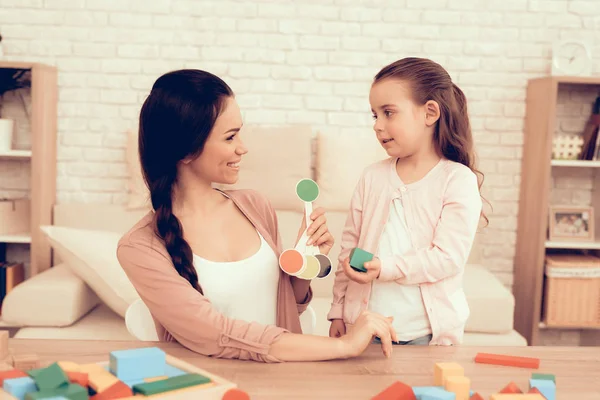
[342,257,381,284]
[339,311,397,358]
[297,207,334,256]
[329,319,346,338]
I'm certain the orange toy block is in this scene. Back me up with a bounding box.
[490,394,545,400]
[500,382,523,393]
[90,380,133,400]
[67,371,89,387]
[12,353,40,370]
[0,369,28,385]
[434,362,464,386]
[222,388,251,400]
[444,375,470,400]
[470,393,484,400]
[474,353,540,369]
[371,381,416,400]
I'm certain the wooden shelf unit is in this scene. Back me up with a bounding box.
[514,75,600,346]
[0,61,57,277]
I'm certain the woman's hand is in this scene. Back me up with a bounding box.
[342,257,381,284]
[339,311,397,358]
[297,206,334,256]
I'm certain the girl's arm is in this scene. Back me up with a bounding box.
[327,175,366,321]
[377,169,482,285]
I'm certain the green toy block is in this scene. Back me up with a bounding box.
[531,372,556,383]
[30,362,69,390]
[133,373,211,396]
[25,383,88,400]
[349,247,373,273]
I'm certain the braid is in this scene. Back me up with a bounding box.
[152,175,202,294]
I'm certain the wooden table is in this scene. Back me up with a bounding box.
[8,339,600,399]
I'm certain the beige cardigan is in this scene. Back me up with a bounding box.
[117,189,313,363]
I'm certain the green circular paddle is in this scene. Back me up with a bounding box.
[296,178,319,202]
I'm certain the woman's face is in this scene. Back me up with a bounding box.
[182,96,248,185]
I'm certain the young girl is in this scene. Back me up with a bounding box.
[117,69,398,363]
[328,57,486,346]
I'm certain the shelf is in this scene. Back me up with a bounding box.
[0,150,31,160]
[551,159,600,167]
[0,232,31,244]
[545,240,600,249]
[539,322,600,330]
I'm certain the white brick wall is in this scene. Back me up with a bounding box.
[0,0,599,343]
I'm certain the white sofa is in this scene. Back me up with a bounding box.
[1,126,526,346]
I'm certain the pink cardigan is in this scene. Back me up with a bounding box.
[117,189,312,362]
[327,158,482,345]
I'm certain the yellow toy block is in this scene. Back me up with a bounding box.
[490,394,546,400]
[78,364,119,393]
[145,375,169,383]
[434,362,464,386]
[57,361,81,372]
[444,375,470,400]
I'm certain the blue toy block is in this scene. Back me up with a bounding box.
[165,364,186,378]
[530,378,556,400]
[109,347,166,381]
[3,376,37,400]
[421,387,456,400]
[412,386,442,399]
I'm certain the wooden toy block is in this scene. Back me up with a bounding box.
[349,247,373,273]
[3,376,37,399]
[30,363,69,390]
[371,380,415,400]
[56,361,80,373]
[469,393,484,400]
[413,386,442,398]
[420,387,456,400]
[499,382,523,394]
[444,376,470,400]
[0,369,28,385]
[474,353,540,369]
[66,371,89,388]
[434,363,464,386]
[222,388,251,400]
[109,347,166,381]
[529,379,555,400]
[528,387,544,396]
[85,367,119,393]
[490,395,545,400]
[531,373,555,383]
[132,373,211,396]
[89,380,133,400]
[25,383,88,400]
[12,354,40,371]
[0,331,9,360]
[144,375,168,383]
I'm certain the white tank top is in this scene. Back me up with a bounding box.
[368,197,432,341]
[193,230,279,326]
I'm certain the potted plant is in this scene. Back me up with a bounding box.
[0,66,30,152]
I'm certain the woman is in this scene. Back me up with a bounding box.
[117,69,397,363]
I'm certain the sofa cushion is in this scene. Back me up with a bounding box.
[1,264,99,327]
[14,304,136,341]
[40,226,141,318]
[315,130,388,212]
[215,125,314,212]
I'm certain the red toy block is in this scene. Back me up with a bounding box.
[67,371,89,388]
[90,380,133,399]
[222,388,251,400]
[528,387,547,398]
[0,369,28,385]
[500,381,523,393]
[474,352,540,369]
[372,381,416,400]
[470,393,484,400]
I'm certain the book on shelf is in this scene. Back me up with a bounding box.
[0,262,24,314]
[580,94,600,160]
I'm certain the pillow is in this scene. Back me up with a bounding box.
[1,264,100,327]
[214,125,315,212]
[40,226,141,317]
[126,128,151,211]
[315,130,388,211]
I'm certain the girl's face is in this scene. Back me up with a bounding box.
[182,96,248,185]
[369,79,438,159]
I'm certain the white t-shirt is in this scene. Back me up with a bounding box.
[368,197,432,341]
[193,230,279,326]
